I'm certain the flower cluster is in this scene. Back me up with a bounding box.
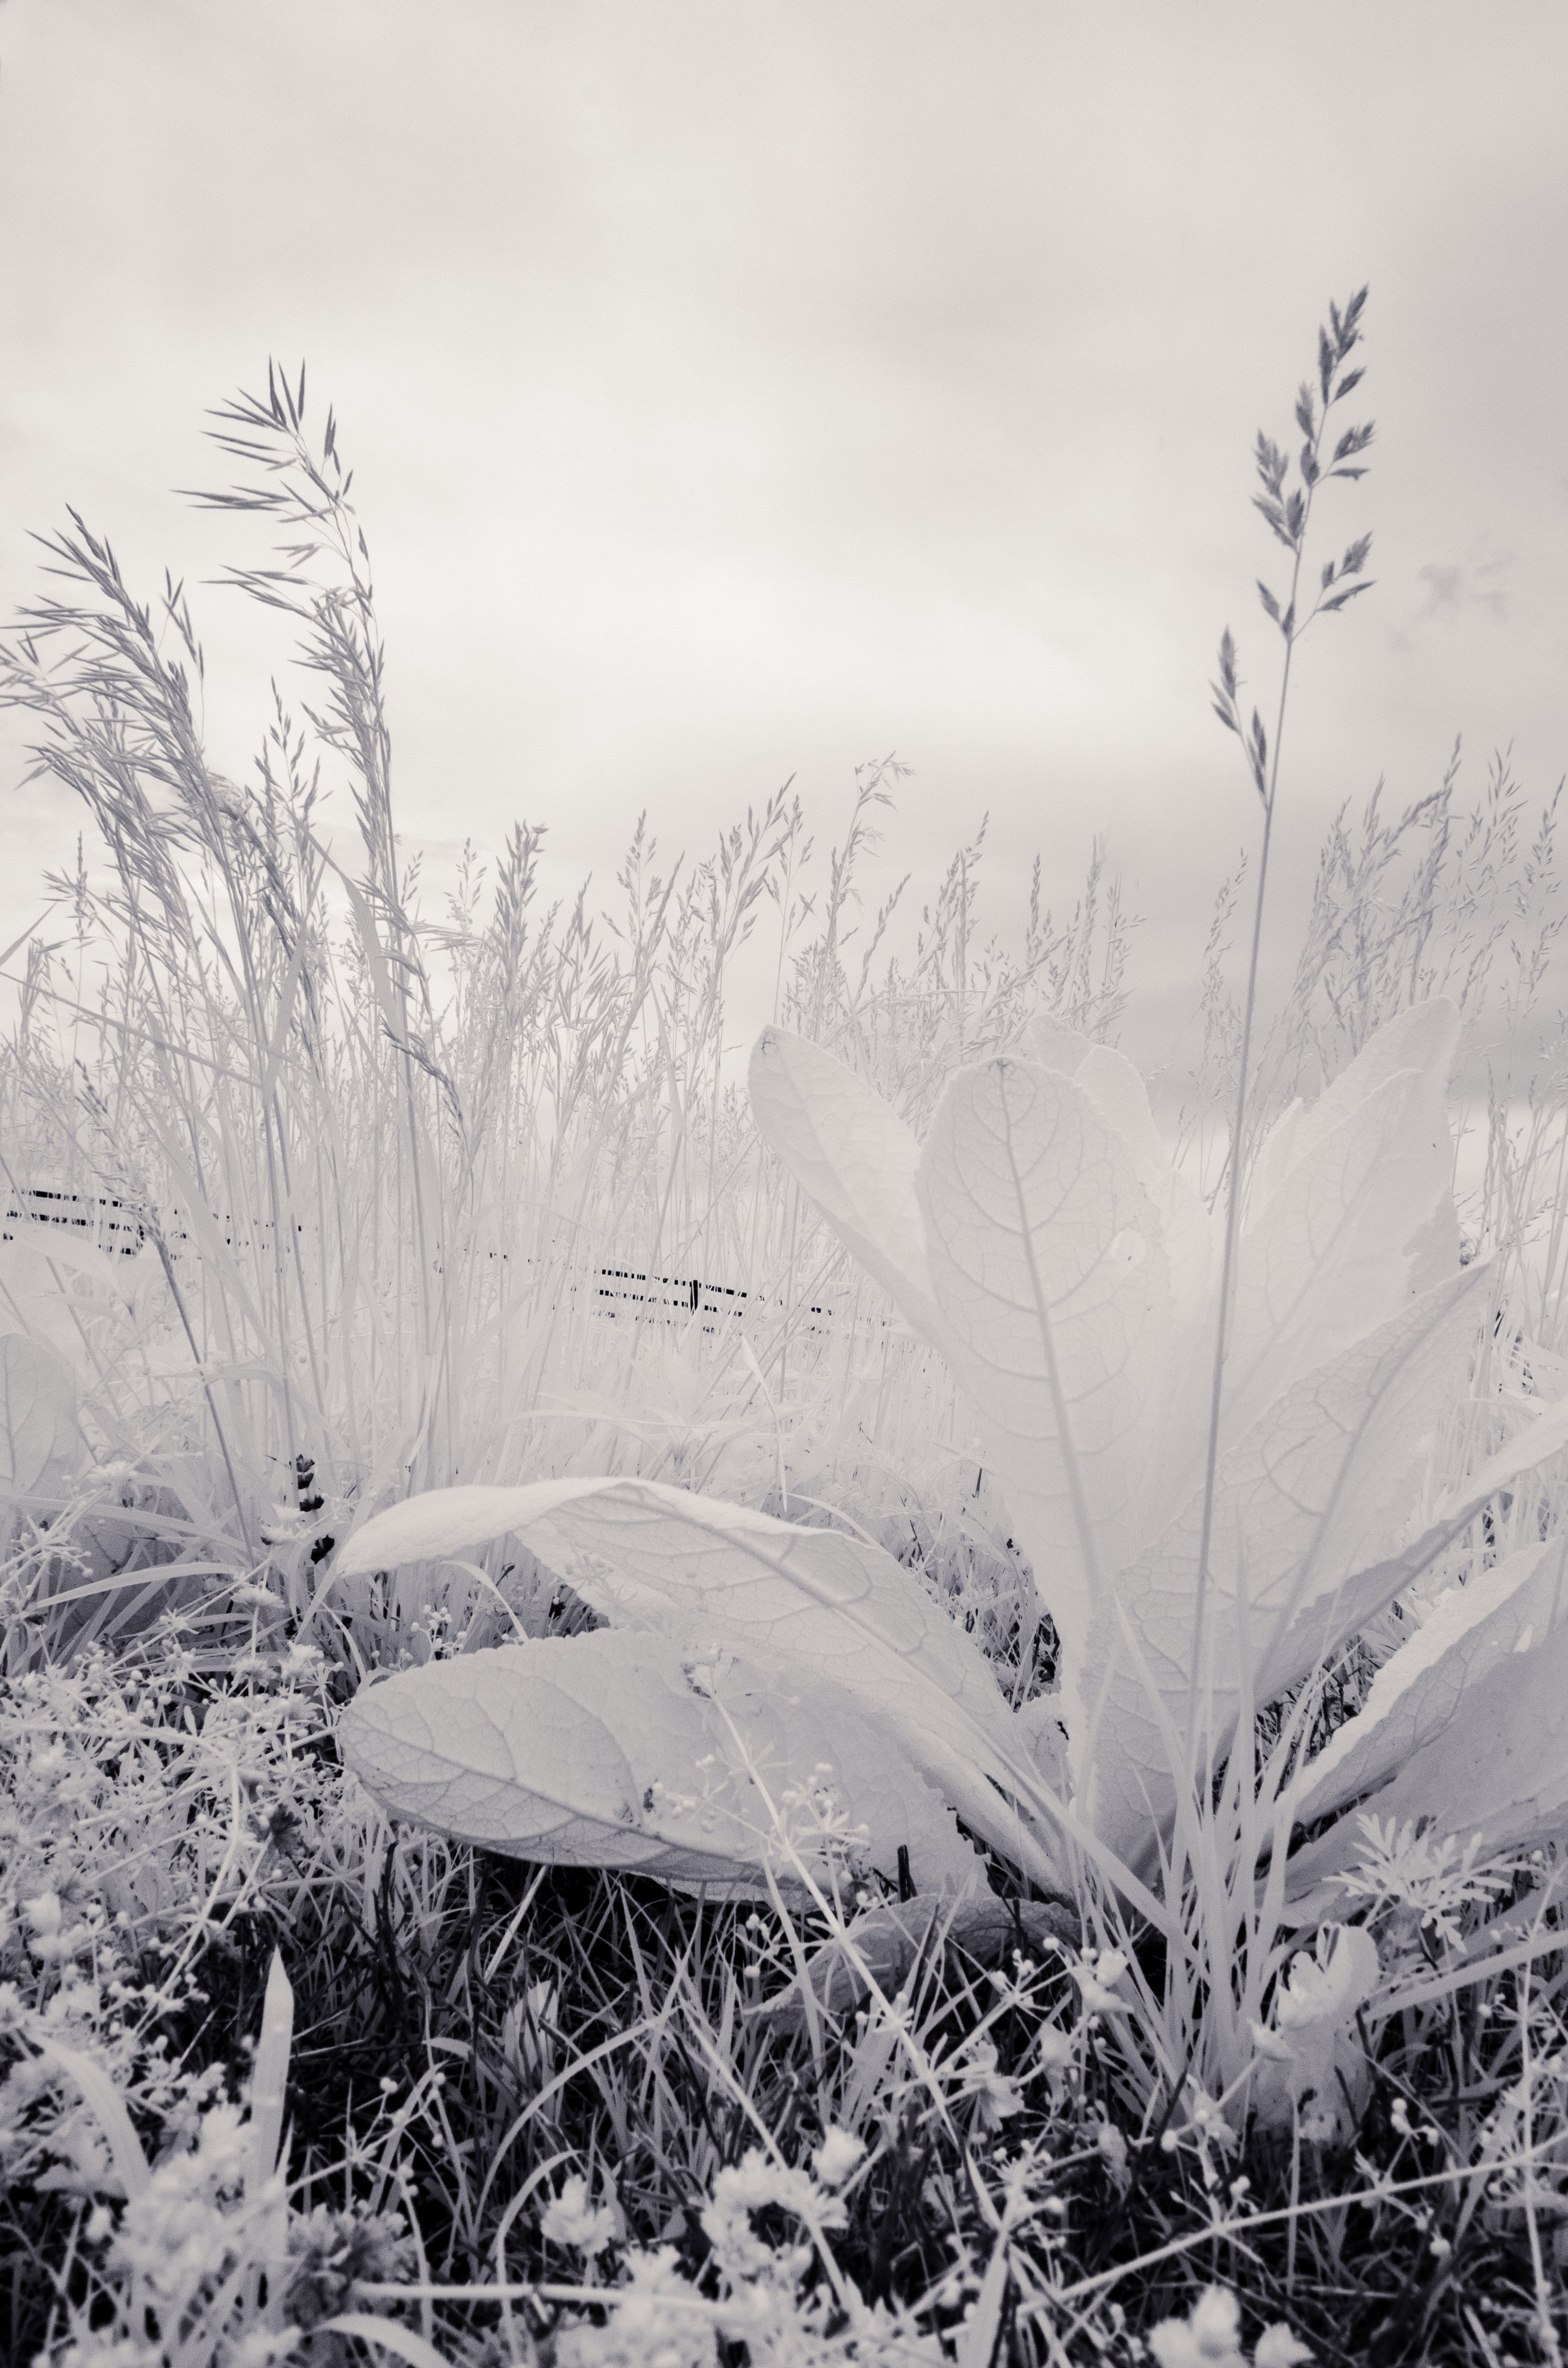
[1148,2286,1312,2368]
[549,2136,950,2368]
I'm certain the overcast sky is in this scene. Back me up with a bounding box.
[3,1,1565,1064]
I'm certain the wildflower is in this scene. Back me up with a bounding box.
[1181,2084,1238,2152]
[1150,2286,1248,2367]
[811,2125,866,2187]
[1148,2286,1313,2367]
[1274,1925,1379,2036]
[1071,1948,1131,2017]
[542,2172,619,2254]
[1339,1817,1515,1948]
[1030,2020,1074,2072]
[1254,2332,1315,2368]
[953,2039,1023,2133]
[556,2246,717,2368]
[50,2335,165,2366]
[702,2150,841,2285]
[24,1891,92,1965]
[285,2203,414,2329]
[221,2333,302,2368]
[1251,1925,1380,2140]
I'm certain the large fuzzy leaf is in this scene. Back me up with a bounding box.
[1257,1370,1568,1726]
[1024,1038,1214,1467]
[916,1056,1172,1690]
[1281,1537,1568,1891]
[1072,1048,1212,1310]
[0,1332,83,1501]
[1286,1618,1568,1887]
[341,1628,980,1897]
[337,1476,1065,1891]
[1073,1046,1165,1167]
[1073,1046,1214,1426]
[1025,1016,1094,1074]
[1079,1266,1486,1862]
[1284,1002,1458,1179]
[747,1029,953,1349]
[1226,1004,1460,1422]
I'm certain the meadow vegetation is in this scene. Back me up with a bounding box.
[1,297,1567,2367]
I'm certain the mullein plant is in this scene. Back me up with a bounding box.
[332,290,1568,2159]
[6,301,1568,2364]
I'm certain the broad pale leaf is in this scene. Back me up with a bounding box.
[337,1476,1066,1891]
[1285,1538,1568,1840]
[340,1628,980,1897]
[747,1028,953,1349]
[709,1658,985,1898]
[1074,1044,1214,1376]
[343,1630,719,1871]
[1226,1004,1461,1421]
[0,1332,83,1500]
[1073,1046,1165,1168]
[1079,1266,1486,1863]
[1286,1617,1568,1885]
[1260,1369,1568,1716]
[1248,1268,1493,1700]
[336,1477,595,1577]
[1025,1016,1094,1073]
[1248,1097,1306,1216]
[1285,1002,1458,1179]
[917,1056,1172,1691]
[0,1240,97,1363]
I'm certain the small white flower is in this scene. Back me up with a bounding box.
[1148,2285,1246,2367]
[1032,2022,1074,2071]
[24,1891,61,1941]
[542,2172,618,2253]
[702,2147,843,2284]
[1071,1948,1131,2016]
[1254,2327,1314,2367]
[1147,2293,1313,2368]
[1182,2084,1237,2150]
[955,2039,1023,2132]
[1275,1926,1379,2035]
[811,2126,866,2188]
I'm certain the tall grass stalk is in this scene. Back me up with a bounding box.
[1194,287,1375,1724]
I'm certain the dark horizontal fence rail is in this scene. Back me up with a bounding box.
[1,1184,148,1260]
[590,1262,849,1341]
[2,1185,886,1344]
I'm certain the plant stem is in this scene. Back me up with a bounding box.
[1189,408,1332,1756]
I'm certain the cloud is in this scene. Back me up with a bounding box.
[1415,553,1512,624]
[1384,549,1515,654]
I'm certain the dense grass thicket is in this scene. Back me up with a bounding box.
[3,301,1568,2367]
